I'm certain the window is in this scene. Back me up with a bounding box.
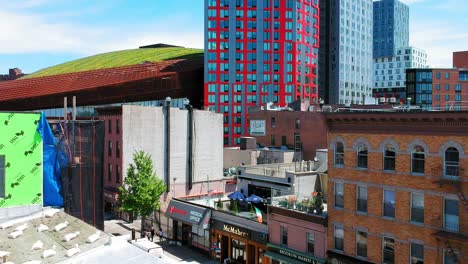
[108,119,112,133]
[271,135,276,145]
[444,147,459,178]
[383,145,396,171]
[334,225,344,251]
[116,141,121,158]
[410,243,424,264]
[411,193,424,224]
[0,155,5,198]
[356,231,367,258]
[444,249,459,264]
[383,190,395,218]
[280,226,288,246]
[108,141,113,157]
[271,117,276,128]
[295,118,300,129]
[357,186,367,213]
[334,142,344,166]
[357,144,368,169]
[108,163,112,181]
[436,72,441,79]
[383,237,395,264]
[116,119,120,134]
[334,182,344,208]
[445,72,450,79]
[281,136,287,146]
[116,165,121,183]
[444,198,459,232]
[411,146,425,174]
[306,232,314,254]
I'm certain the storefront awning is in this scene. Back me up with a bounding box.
[265,251,314,264]
[165,199,211,229]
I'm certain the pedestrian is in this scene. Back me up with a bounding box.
[150,227,155,242]
[159,228,163,241]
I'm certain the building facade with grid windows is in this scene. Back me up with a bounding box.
[204,0,320,146]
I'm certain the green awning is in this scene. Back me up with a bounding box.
[265,251,322,264]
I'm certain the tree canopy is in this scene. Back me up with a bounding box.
[118,151,166,234]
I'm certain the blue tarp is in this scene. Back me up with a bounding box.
[37,113,66,207]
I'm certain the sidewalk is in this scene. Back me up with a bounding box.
[105,219,217,264]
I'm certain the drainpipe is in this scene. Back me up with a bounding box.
[185,101,194,190]
[165,97,171,192]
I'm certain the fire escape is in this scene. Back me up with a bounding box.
[432,164,467,263]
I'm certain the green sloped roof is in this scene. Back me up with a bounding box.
[23,47,203,79]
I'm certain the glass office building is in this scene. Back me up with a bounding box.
[319,0,373,105]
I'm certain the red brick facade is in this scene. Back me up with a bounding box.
[432,69,468,110]
[326,112,468,264]
[248,109,328,160]
[453,51,468,68]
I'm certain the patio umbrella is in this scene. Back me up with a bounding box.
[246,194,264,203]
[228,191,245,201]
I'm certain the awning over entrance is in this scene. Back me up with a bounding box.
[165,199,211,229]
[265,251,309,264]
[266,243,326,264]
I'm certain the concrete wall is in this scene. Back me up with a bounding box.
[122,105,224,209]
[223,148,259,169]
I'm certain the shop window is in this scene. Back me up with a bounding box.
[231,238,246,262]
[280,226,288,246]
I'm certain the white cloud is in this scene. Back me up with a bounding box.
[399,0,425,4]
[0,7,203,57]
[410,21,468,67]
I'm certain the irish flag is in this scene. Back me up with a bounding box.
[254,207,263,223]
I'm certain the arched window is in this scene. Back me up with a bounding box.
[357,144,368,169]
[335,142,344,166]
[444,147,459,178]
[383,145,396,171]
[411,146,425,174]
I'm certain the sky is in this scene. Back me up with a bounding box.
[0,0,467,74]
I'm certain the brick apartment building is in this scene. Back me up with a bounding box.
[406,68,468,111]
[326,111,467,264]
[453,51,468,69]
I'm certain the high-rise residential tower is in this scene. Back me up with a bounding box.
[319,0,373,105]
[373,0,409,58]
[204,0,320,146]
[372,0,428,104]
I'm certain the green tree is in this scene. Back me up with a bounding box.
[118,151,166,237]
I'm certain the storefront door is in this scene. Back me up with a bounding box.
[222,235,229,262]
[248,244,256,264]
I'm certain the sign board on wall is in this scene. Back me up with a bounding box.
[250,120,266,136]
[0,113,43,208]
